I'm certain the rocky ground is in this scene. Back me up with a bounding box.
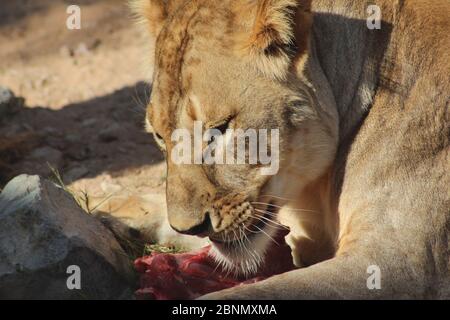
[0,0,206,289]
[0,175,135,299]
[0,0,160,193]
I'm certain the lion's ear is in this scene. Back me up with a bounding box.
[130,0,185,38]
[237,0,312,80]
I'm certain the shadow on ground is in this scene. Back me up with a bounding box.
[0,82,163,186]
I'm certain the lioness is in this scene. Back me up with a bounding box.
[132,0,449,299]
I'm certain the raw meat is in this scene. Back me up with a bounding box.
[135,240,294,300]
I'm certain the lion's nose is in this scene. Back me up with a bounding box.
[171,212,211,237]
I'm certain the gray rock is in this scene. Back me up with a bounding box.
[81,118,97,128]
[0,86,23,118]
[66,145,91,161]
[0,175,135,299]
[30,146,63,163]
[99,123,121,143]
[66,134,81,144]
[0,87,14,106]
[25,146,64,177]
[64,166,89,183]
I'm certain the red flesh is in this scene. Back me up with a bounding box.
[135,234,294,300]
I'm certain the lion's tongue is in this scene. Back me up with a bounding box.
[134,233,294,300]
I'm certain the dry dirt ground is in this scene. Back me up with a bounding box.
[0,0,205,251]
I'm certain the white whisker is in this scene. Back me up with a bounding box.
[254,208,279,219]
[253,211,290,230]
[253,224,279,246]
[252,215,288,232]
[252,201,318,213]
[258,194,296,202]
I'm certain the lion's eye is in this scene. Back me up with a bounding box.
[153,132,166,151]
[208,117,232,144]
[214,116,233,135]
[214,119,231,135]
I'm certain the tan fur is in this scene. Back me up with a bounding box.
[133,0,449,299]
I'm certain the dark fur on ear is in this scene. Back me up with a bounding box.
[237,0,312,80]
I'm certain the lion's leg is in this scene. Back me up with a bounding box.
[282,202,335,268]
[279,172,337,268]
[284,228,335,268]
[199,254,368,299]
[202,207,436,299]
[199,243,418,300]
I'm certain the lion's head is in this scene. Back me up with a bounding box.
[133,0,339,275]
